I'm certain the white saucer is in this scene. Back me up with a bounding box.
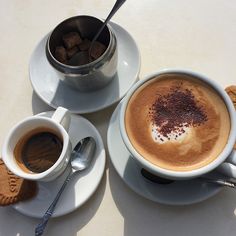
[29,22,140,114]
[107,102,223,206]
[13,111,106,218]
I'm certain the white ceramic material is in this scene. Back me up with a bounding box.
[2,107,72,182]
[29,22,140,114]
[119,69,236,180]
[13,111,106,218]
[108,102,223,206]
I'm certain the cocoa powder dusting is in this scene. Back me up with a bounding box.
[150,85,208,137]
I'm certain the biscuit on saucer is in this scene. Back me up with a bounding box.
[0,159,37,206]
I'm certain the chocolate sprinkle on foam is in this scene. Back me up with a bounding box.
[150,86,208,138]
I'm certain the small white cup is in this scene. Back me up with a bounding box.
[120,69,236,180]
[2,107,72,182]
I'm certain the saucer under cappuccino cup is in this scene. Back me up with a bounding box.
[120,69,236,180]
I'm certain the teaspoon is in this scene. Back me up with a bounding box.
[141,168,236,187]
[69,0,126,65]
[35,137,96,236]
[88,0,126,59]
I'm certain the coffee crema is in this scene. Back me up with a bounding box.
[125,74,231,171]
[14,127,63,173]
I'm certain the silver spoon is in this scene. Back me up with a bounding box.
[198,177,236,188]
[141,169,236,188]
[35,137,96,236]
[88,0,126,59]
[69,0,126,65]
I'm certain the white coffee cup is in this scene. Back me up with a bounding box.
[120,69,236,180]
[2,107,72,182]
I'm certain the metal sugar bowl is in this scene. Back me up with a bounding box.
[46,15,118,92]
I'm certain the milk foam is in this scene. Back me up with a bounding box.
[150,124,190,144]
[125,74,231,171]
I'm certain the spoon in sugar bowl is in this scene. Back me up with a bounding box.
[88,0,126,59]
[35,137,96,236]
[69,0,126,65]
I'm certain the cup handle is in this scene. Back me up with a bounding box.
[217,150,236,178]
[51,107,71,132]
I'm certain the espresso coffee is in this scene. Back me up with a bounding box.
[14,127,63,173]
[125,74,231,171]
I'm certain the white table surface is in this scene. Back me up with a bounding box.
[1,0,236,235]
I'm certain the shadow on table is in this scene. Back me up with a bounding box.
[31,91,54,115]
[0,171,107,236]
[109,161,236,236]
[83,101,118,160]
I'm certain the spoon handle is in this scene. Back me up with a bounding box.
[200,177,236,188]
[89,0,126,55]
[101,0,126,29]
[35,170,73,236]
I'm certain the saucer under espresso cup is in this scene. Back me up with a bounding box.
[2,107,72,182]
[119,69,236,180]
[13,111,106,218]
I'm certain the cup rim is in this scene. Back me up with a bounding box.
[119,68,236,179]
[2,116,70,180]
[46,15,114,74]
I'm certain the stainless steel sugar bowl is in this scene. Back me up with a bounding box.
[46,15,118,92]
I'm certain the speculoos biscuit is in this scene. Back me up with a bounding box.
[225,85,236,149]
[0,159,37,206]
[225,85,236,109]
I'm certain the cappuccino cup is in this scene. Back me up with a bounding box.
[120,69,236,180]
[2,107,72,182]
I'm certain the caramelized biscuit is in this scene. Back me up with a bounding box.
[225,85,236,149]
[225,85,236,109]
[0,159,37,206]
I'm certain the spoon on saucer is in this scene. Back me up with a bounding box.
[88,0,126,59]
[141,168,236,188]
[198,177,236,188]
[35,137,96,236]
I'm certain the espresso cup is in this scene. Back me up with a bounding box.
[120,69,236,180]
[2,107,72,182]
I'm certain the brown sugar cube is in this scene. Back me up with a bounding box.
[77,51,90,65]
[225,85,236,109]
[90,41,107,60]
[55,46,67,63]
[62,32,82,49]
[67,46,79,59]
[0,159,37,206]
[79,38,91,51]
